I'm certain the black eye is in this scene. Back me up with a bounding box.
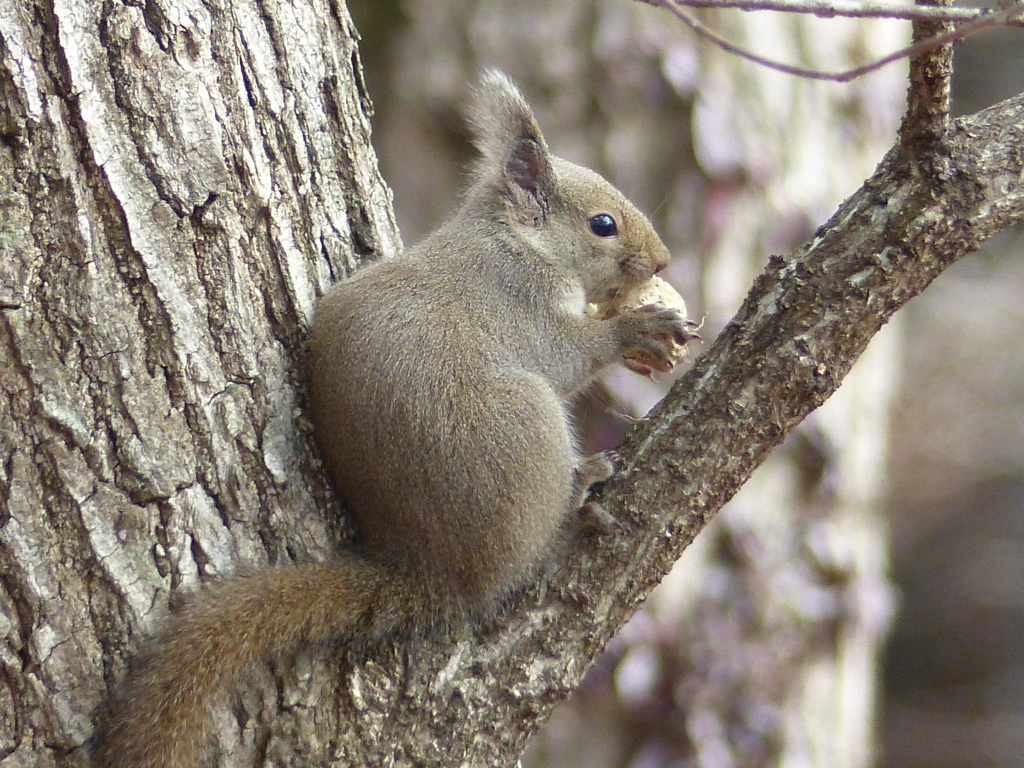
[589,213,618,238]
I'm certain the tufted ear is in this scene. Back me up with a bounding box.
[468,70,554,206]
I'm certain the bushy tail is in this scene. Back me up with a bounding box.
[94,556,414,768]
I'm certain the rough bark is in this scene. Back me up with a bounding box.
[0,0,397,765]
[1,3,1023,768]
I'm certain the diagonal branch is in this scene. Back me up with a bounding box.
[410,93,1024,768]
[593,92,1024,639]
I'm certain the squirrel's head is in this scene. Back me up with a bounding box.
[467,70,670,304]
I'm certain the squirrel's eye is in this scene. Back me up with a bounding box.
[588,213,618,238]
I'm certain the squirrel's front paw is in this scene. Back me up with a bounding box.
[617,304,699,375]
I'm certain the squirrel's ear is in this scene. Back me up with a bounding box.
[469,70,554,203]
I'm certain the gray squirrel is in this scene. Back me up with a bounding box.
[94,71,693,768]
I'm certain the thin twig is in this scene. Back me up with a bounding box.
[640,0,986,22]
[644,0,1024,82]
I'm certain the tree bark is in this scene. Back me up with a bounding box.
[1,3,1023,768]
[0,0,397,765]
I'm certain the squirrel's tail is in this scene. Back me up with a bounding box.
[94,556,415,768]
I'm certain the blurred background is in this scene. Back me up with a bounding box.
[348,2,1024,765]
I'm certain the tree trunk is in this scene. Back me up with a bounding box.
[2,1,1024,768]
[0,1,397,765]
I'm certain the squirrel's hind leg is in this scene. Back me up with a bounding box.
[570,452,620,533]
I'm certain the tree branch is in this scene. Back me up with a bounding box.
[900,0,953,150]
[642,0,987,21]
[365,93,1024,768]
[641,0,1024,81]
[418,92,1024,767]
[596,93,1024,651]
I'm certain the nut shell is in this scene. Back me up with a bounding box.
[589,275,698,373]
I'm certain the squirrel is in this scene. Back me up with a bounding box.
[93,71,692,768]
